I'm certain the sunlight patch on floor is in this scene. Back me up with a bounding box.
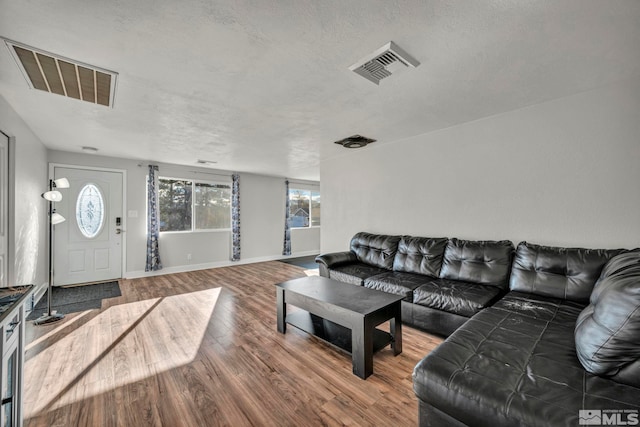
[24,287,221,417]
[25,309,94,352]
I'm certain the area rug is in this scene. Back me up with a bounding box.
[279,255,319,270]
[27,281,121,321]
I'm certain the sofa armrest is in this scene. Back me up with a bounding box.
[315,251,357,268]
[316,251,357,278]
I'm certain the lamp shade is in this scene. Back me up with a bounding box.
[42,190,62,202]
[51,212,66,224]
[53,177,70,188]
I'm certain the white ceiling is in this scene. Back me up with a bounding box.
[1,1,639,181]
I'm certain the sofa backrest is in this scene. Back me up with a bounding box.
[439,238,514,289]
[393,236,448,277]
[575,250,640,387]
[509,242,626,303]
[350,232,401,270]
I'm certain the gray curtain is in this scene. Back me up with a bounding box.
[145,165,163,271]
[230,173,241,261]
[282,179,291,255]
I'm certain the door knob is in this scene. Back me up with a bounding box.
[116,228,125,234]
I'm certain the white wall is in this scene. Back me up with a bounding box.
[240,173,286,259]
[0,95,48,288]
[321,79,640,252]
[47,150,320,277]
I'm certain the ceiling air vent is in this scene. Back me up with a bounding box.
[3,39,118,107]
[349,41,420,85]
[334,134,376,149]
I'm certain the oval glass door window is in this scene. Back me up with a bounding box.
[76,184,105,238]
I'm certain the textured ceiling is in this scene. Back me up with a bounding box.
[1,0,639,180]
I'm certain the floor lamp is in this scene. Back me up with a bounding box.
[34,177,69,325]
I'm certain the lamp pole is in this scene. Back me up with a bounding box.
[35,179,66,325]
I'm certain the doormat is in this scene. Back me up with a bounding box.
[27,281,121,321]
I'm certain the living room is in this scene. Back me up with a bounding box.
[1,1,640,426]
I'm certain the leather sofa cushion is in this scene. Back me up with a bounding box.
[350,232,401,270]
[329,262,388,286]
[492,291,586,323]
[392,236,448,277]
[575,250,640,387]
[364,271,432,301]
[439,238,514,289]
[413,292,640,427]
[509,241,625,303]
[412,279,503,317]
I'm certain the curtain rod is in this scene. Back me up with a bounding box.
[137,162,233,178]
[188,170,233,178]
[137,163,316,183]
[286,178,320,186]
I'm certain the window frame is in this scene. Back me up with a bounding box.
[288,187,321,229]
[157,175,232,234]
[310,190,320,228]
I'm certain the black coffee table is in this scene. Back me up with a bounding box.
[275,276,403,379]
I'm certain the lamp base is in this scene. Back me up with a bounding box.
[34,312,65,325]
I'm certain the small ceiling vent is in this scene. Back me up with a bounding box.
[349,41,420,85]
[334,134,376,149]
[3,39,118,107]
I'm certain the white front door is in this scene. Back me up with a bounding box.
[53,167,123,286]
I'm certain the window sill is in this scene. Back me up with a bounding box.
[160,228,231,235]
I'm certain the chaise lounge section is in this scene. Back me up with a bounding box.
[413,242,640,426]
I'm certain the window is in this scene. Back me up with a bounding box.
[158,177,231,232]
[158,179,192,232]
[288,188,320,228]
[76,183,105,238]
[195,183,231,229]
[311,191,320,226]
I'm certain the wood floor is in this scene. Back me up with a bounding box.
[23,262,442,426]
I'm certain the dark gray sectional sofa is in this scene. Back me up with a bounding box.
[316,232,640,426]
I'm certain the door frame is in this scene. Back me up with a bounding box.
[49,163,127,281]
[0,131,14,288]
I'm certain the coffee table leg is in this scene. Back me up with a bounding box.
[276,287,286,333]
[352,317,373,379]
[391,302,402,355]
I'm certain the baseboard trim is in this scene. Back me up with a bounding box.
[30,281,49,311]
[124,250,320,279]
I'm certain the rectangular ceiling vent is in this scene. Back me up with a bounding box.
[3,39,118,107]
[349,41,420,85]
